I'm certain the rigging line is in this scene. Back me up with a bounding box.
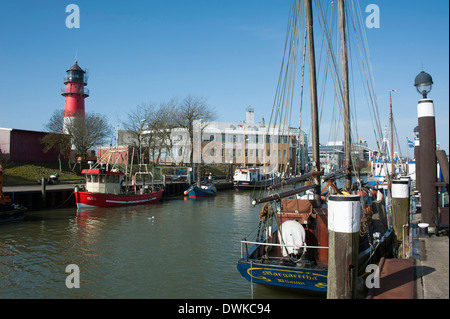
[267,0,296,131]
[316,0,334,130]
[316,0,349,136]
[349,0,383,143]
[315,0,344,107]
[271,1,300,134]
[392,118,403,159]
[260,0,301,199]
[296,28,307,174]
[346,12,361,145]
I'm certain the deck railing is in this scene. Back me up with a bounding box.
[240,239,328,259]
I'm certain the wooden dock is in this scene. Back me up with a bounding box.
[3,180,233,211]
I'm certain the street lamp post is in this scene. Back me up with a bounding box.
[413,126,421,193]
[414,71,437,233]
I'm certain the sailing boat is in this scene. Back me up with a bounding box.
[237,0,393,295]
[370,126,407,185]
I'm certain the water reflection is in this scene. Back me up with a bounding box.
[0,190,307,299]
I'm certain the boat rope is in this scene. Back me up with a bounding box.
[52,190,75,209]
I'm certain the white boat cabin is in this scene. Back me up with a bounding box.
[81,169,124,194]
[234,167,264,183]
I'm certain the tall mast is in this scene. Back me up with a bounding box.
[338,0,352,190]
[304,0,321,206]
[389,91,394,179]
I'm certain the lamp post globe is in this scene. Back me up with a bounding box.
[414,71,433,98]
[413,126,419,139]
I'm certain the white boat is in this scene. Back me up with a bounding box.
[233,167,272,190]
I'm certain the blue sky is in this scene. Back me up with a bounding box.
[0,0,448,154]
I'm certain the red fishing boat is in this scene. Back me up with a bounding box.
[74,168,164,209]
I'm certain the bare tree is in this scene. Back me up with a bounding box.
[122,96,215,165]
[122,103,156,164]
[40,132,71,171]
[42,109,72,169]
[173,95,216,164]
[43,109,111,170]
[151,98,178,164]
[65,112,111,162]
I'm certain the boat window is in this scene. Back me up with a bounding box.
[99,175,105,183]
[86,175,92,182]
[92,175,98,183]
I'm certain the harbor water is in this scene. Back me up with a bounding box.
[0,190,305,299]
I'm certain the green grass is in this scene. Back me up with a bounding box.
[2,162,82,186]
[1,162,230,186]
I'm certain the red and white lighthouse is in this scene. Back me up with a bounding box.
[61,61,89,133]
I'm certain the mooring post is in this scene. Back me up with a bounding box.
[391,178,410,257]
[41,177,46,201]
[327,195,361,299]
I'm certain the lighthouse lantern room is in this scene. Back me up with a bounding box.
[61,61,89,133]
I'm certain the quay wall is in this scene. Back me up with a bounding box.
[4,181,233,211]
[4,189,75,210]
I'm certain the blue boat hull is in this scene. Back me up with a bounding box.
[187,186,215,198]
[237,260,327,293]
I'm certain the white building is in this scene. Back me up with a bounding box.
[110,108,308,173]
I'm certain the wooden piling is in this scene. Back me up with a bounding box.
[417,98,438,230]
[391,178,410,257]
[41,177,46,200]
[327,195,361,299]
